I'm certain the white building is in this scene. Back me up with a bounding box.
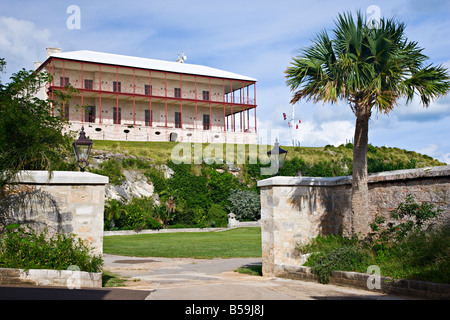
[36,48,258,144]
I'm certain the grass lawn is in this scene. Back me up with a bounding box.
[103,227,262,259]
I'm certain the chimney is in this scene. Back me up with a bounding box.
[46,47,61,58]
[34,61,42,70]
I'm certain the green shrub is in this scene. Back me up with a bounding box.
[0,225,103,272]
[368,194,443,242]
[226,189,260,221]
[305,245,371,284]
[145,167,167,194]
[300,196,448,284]
[90,159,125,185]
[206,203,228,227]
[394,223,450,283]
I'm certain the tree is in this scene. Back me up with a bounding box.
[285,11,450,236]
[0,59,76,192]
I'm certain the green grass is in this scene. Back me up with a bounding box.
[92,140,445,170]
[103,227,262,259]
[102,270,129,287]
[235,265,263,276]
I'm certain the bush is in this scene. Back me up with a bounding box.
[367,194,443,243]
[300,195,449,284]
[306,245,371,284]
[206,204,228,227]
[0,225,103,272]
[90,159,125,186]
[104,197,163,231]
[226,189,260,221]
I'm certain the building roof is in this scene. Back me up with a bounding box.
[48,50,257,82]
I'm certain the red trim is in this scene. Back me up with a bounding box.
[116,66,119,124]
[99,65,102,124]
[81,62,84,123]
[149,70,152,127]
[46,57,258,134]
[180,74,183,128]
[133,68,136,125]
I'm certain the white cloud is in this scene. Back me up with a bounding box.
[441,154,450,165]
[0,16,57,74]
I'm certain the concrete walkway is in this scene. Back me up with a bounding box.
[103,254,414,300]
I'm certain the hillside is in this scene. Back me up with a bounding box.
[88,140,446,231]
[90,140,445,177]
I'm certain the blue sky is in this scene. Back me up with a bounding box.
[1,0,450,163]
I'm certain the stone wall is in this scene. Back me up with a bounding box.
[257,166,450,277]
[0,267,102,288]
[1,171,108,255]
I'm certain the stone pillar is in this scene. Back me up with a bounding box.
[5,171,109,255]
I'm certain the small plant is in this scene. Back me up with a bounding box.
[305,245,370,284]
[300,194,448,284]
[0,225,103,272]
[368,194,443,242]
[90,159,125,186]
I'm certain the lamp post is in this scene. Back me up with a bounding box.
[267,138,287,176]
[72,126,93,172]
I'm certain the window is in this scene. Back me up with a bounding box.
[175,112,181,128]
[145,84,152,96]
[202,90,210,101]
[84,79,93,90]
[113,81,121,93]
[203,114,210,130]
[145,109,153,126]
[113,107,121,124]
[85,106,96,123]
[174,88,181,98]
[60,77,69,87]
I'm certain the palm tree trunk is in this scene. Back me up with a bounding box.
[345,103,372,237]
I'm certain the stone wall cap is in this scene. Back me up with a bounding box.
[257,175,351,187]
[14,171,109,185]
[257,165,450,187]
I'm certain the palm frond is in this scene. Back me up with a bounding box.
[286,10,450,114]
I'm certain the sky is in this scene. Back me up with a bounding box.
[1,0,449,163]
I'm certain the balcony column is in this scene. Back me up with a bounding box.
[165,72,167,128]
[209,77,212,130]
[242,82,245,133]
[230,80,234,132]
[254,106,257,134]
[99,65,102,124]
[116,66,119,125]
[180,74,183,128]
[195,76,197,130]
[62,60,65,117]
[149,70,152,127]
[223,79,226,132]
[133,68,136,125]
[81,61,84,123]
[254,83,257,133]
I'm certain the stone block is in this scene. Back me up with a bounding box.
[69,189,91,204]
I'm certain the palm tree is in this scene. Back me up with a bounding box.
[285,11,450,236]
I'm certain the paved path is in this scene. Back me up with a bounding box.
[103,254,414,300]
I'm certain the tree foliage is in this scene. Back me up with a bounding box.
[285,11,450,235]
[0,59,76,191]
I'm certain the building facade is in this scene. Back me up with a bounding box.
[36,48,257,144]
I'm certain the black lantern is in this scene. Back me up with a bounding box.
[72,126,93,172]
[267,138,288,175]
